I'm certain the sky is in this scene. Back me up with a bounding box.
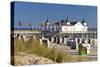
[12,1,97,28]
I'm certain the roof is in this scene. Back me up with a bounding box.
[67,22,77,26]
[54,21,78,26]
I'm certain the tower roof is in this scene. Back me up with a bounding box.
[65,17,69,22]
[82,18,86,23]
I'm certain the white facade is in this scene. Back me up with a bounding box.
[61,22,88,33]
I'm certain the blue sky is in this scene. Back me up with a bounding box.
[13,1,97,28]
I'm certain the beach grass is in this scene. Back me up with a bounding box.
[14,37,96,63]
[14,37,68,63]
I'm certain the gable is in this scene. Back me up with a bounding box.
[74,22,84,27]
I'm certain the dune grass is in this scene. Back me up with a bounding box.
[14,37,69,63]
[14,36,96,63]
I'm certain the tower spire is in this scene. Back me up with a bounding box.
[43,18,49,26]
[82,18,86,23]
[65,17,69,22]
[82,18,87,26]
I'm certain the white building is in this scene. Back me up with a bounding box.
[40,18,88,33]
[61,21,88,33]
